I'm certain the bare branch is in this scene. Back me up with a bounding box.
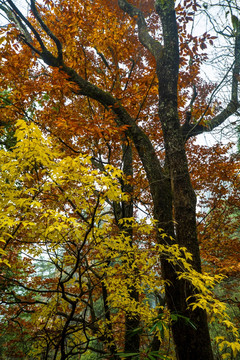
[182,25,240,141]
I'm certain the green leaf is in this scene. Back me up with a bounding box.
[117,352,139,358]
[126,326,143,338]
[171,313,197,330]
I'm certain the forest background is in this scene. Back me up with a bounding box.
[0,0,239,359]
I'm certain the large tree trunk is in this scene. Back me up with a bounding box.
[154,3,214,359]
[152,174,213,360]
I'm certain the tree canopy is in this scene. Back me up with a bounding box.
[0,1,239,359]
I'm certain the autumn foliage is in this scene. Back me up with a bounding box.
[0,0,239,359]
[0,119,239,359]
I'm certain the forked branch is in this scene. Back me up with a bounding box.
[182,23,240,140]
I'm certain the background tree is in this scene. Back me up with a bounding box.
[0,0,239,359]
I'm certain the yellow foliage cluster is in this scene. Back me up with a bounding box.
[0,120,239,359]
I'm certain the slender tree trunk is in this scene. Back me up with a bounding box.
[112,140,140,358]
[122,141,140,357]
[102,281,120,359]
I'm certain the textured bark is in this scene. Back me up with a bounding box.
[155,3,213,359]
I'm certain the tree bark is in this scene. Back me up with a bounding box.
[154,2,213,359]
[121,141,140,357]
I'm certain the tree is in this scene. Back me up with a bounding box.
[0,0,239,359]
[0,120,162,359]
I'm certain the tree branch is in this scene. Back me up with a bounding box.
[5,0,47,52]
[30,0,63,63]
[182,23,240,140]
[0,2,32,43]
[118,0,163,60]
